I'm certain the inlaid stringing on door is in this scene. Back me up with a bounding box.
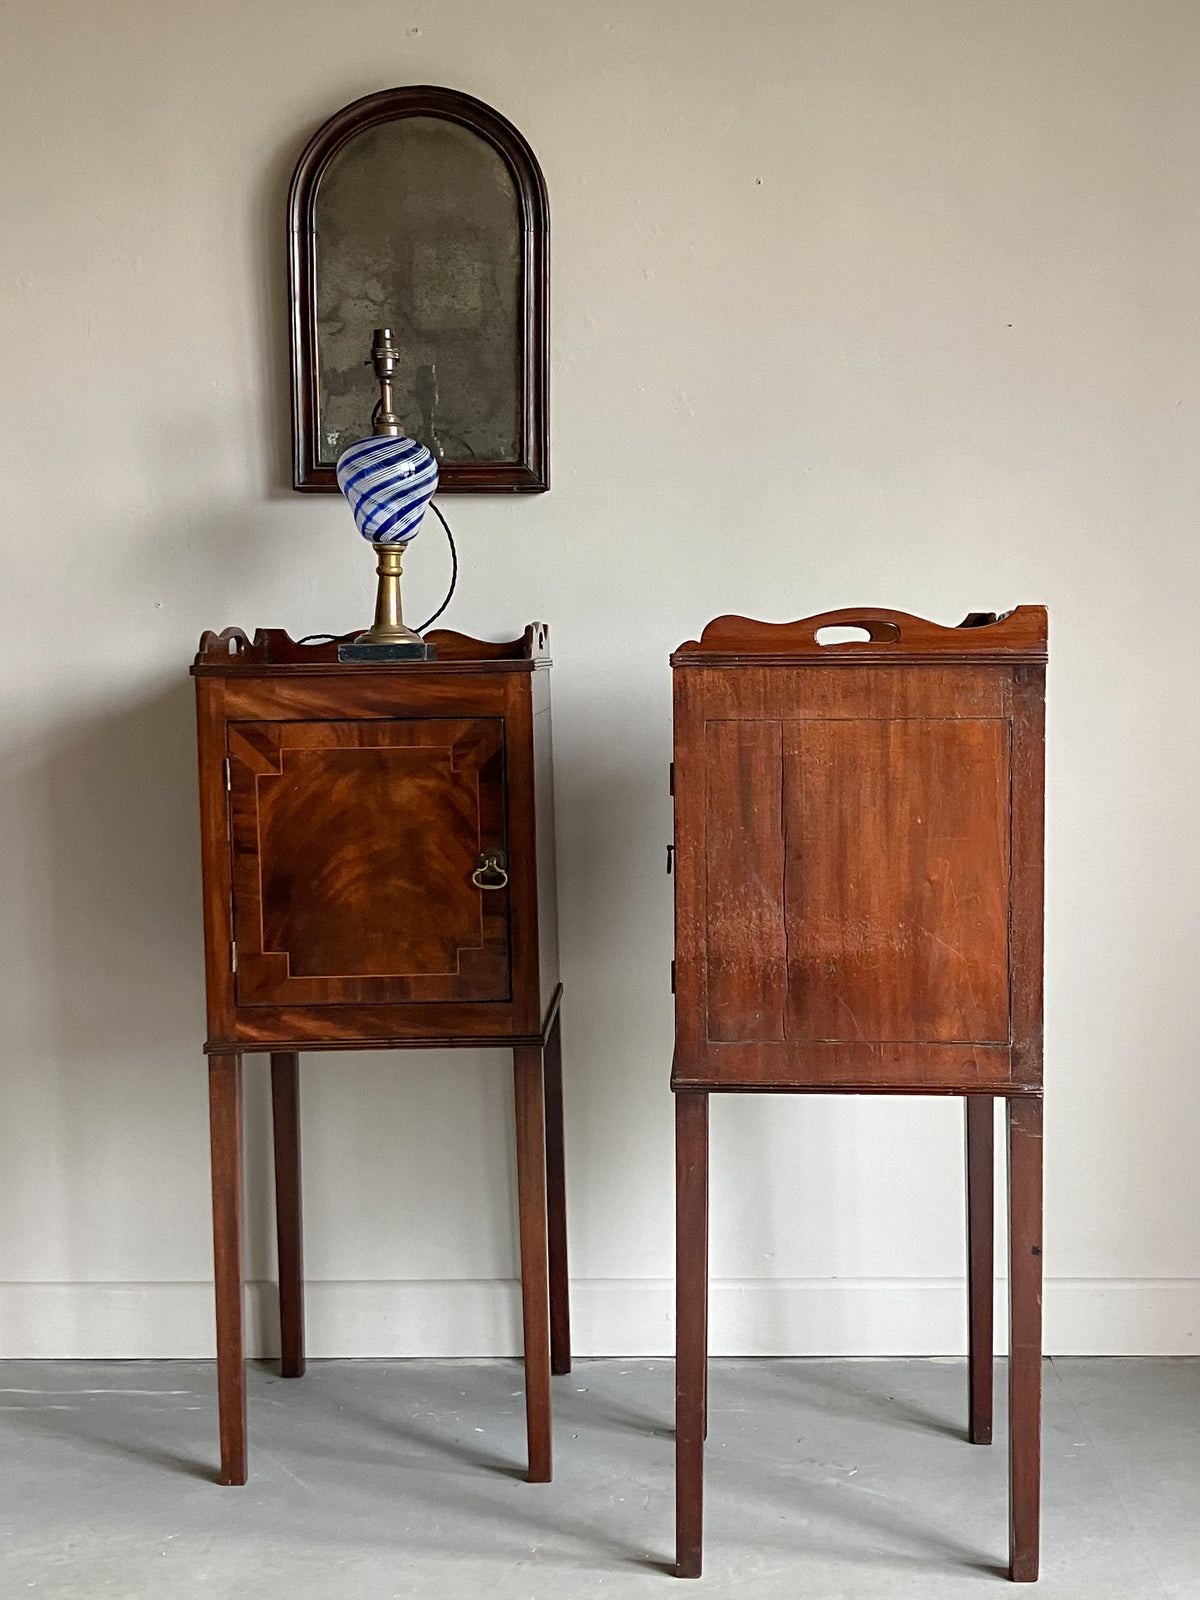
[228,716,510,1006]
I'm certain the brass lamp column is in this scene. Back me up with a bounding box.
[336,328,439,663]
[357,541,424,652]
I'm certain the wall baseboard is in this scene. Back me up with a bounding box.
[0,1277,1195,1360]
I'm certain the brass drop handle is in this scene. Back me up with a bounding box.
[472,848,508,890]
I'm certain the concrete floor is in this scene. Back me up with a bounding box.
[1,1358,1197,1598]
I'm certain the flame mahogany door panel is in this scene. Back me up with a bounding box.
[229,717,509,1007]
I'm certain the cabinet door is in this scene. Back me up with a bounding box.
[228,717,509,1006]
[704,717,1010,1046]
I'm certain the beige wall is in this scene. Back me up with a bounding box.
[1,0,1197,1356]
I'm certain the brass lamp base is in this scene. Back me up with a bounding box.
[338,541,436,663]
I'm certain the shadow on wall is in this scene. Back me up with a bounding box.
[34,468,308,1068]
[0,455,305,1276]
[11,669,293,1307]
[0,675,219,1303]
[252,98,378,499]
[41,679,204,1062]
[252,119,303,499]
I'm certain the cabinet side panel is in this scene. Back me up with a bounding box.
[783,717,1010,1044]
[531,669,560,1023]
[704,719,787,1042]
[502,675,544,1034]
[672,669,708,1061]
[1009,666,1046,1084]
[195,677,235,1041]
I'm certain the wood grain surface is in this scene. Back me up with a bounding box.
[194,629,569,1485]
[671,608,1046,1578]
[230,718,508,1007]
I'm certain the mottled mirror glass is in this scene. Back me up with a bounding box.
[314,116,521,465]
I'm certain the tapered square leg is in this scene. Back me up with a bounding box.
[965,1094,994,1444]
[1007,1095,1043,1582]
[675,1090,709,1579]
[513,1045,553,1483]
[701,1162,709,1445]
[271,1052,305,1379]
[208,1053,246,1486]
[542,1008,571,1376]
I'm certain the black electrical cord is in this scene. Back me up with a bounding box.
[416,501,458,632]
[296,497,457,645]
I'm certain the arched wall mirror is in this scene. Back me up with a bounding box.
[288,86,549,492]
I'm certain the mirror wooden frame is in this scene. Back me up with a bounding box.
[288,85,549,493]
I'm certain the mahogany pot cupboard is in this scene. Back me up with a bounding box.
[670,608,1047,1582]
[192,624,569,1486]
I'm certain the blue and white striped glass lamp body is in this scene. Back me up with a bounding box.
[336,434,439,546]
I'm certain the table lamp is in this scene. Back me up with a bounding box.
[336,327,439,663]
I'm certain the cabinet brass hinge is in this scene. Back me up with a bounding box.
[671,960,676,994]
[231,940,238,974]
[224,758,232,792]
[669,762,674,796]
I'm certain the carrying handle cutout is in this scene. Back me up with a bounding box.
[815,619,901,647]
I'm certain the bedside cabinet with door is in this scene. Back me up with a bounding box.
[670,607,1047,1581]
[192,623,569,1487]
